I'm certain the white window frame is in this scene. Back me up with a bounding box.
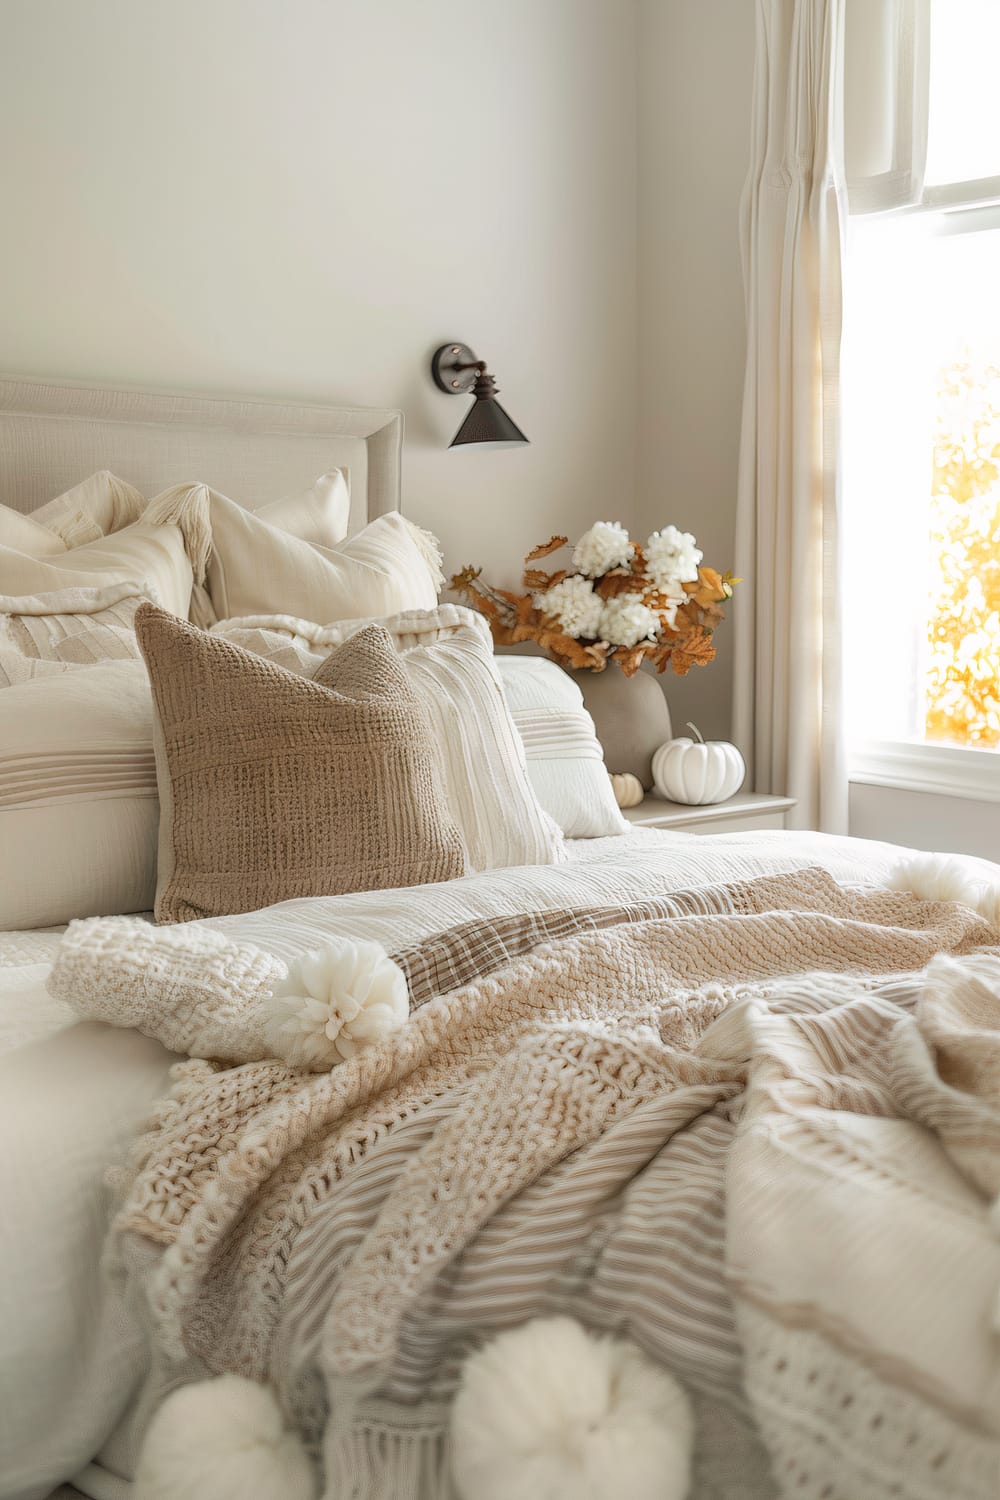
[846,180,1000,800]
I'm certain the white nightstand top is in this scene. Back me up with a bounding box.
[622,790,796,830]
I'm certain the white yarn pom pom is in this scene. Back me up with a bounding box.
[451,1317,694,1500]
[262,937,409,1069]
[134,1375,315,1500]
[887,852,1000,932]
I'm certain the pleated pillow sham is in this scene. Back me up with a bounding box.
[135,605,467,923]
[212,606,566,872]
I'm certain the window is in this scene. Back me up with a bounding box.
[842,0,1000,798]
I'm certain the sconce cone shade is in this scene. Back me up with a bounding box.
[432,345,529,448]
[450,394,529,448]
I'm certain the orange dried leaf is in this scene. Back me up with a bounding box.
[594,571,639,600]
[525,535,569,561]
[670,628,716,676]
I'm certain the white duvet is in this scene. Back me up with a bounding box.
[2,827,996,1500]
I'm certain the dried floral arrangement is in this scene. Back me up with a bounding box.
[451,522,738,677]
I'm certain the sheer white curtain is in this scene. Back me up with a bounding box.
[733,0,928,832]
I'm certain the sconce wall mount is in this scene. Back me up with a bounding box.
[431,342,529,448]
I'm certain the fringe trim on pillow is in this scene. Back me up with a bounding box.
[189,581,218,630]
[108,473,146,532]
[401,519,445,594]
[144,483,213,586]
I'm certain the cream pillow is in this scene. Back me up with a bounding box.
[29,470,145,546]
[0,504,67,559]
[254,469,351,548]
[197,483,442,623]
[494,657,629,838]
[0,471,145,557]
[0,486,206,619]
[0,659,158,929]
[213,606,566,873]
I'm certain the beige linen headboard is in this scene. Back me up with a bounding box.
[0,376,403,532]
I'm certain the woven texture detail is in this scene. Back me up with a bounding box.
[136,605,467,923]
[212,606,565,873]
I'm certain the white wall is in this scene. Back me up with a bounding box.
[635,0,755,741]
[0,0,636,585]
[850,783,1000,861]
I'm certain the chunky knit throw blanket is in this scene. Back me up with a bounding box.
[73,868,1000,1500]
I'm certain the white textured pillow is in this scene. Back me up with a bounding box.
[213,606,566,873]
[494,657,628,838]
[253,470,351,548]
[0,504,67,559]
[0,659,157,929]
[28,470,145,546]
[200,484,442,624]
[0,498,201,619]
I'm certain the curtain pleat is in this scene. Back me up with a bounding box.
[733,0,848,833]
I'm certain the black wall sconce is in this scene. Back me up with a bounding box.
[431,343,529,448]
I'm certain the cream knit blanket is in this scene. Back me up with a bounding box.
[77,868,1000,1500]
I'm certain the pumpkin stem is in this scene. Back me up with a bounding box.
[686,722,705,744]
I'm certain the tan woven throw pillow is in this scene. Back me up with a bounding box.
[135,603,467,923]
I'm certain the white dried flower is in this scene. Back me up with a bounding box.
[534,575,603,639]
[262,938,409,1070]
[645,526,702,588]
[598,594,660,649]
[656,580,688,631]
[572,522,633,579]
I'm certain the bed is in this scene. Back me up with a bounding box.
[2,380,999,1500]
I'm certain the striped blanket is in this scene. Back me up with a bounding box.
[99,867,1000,1499]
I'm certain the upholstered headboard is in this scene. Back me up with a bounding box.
[0,376,403,533]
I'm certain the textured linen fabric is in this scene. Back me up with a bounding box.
[0,659,157,929]
[136,605,466,923]
[198,483,442,623]
[494,655,628,837]
[213,606,565,873]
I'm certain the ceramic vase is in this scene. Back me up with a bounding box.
[576,667,672,790]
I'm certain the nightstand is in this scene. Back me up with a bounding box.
[622,790,796,835]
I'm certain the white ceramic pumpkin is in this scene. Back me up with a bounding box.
[652,723,745,806]
[609,771,644,809]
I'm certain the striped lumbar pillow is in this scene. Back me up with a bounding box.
[493,656,629,839]
[0,657,158,929]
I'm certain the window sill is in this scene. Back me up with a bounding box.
[849,740,1000,805]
